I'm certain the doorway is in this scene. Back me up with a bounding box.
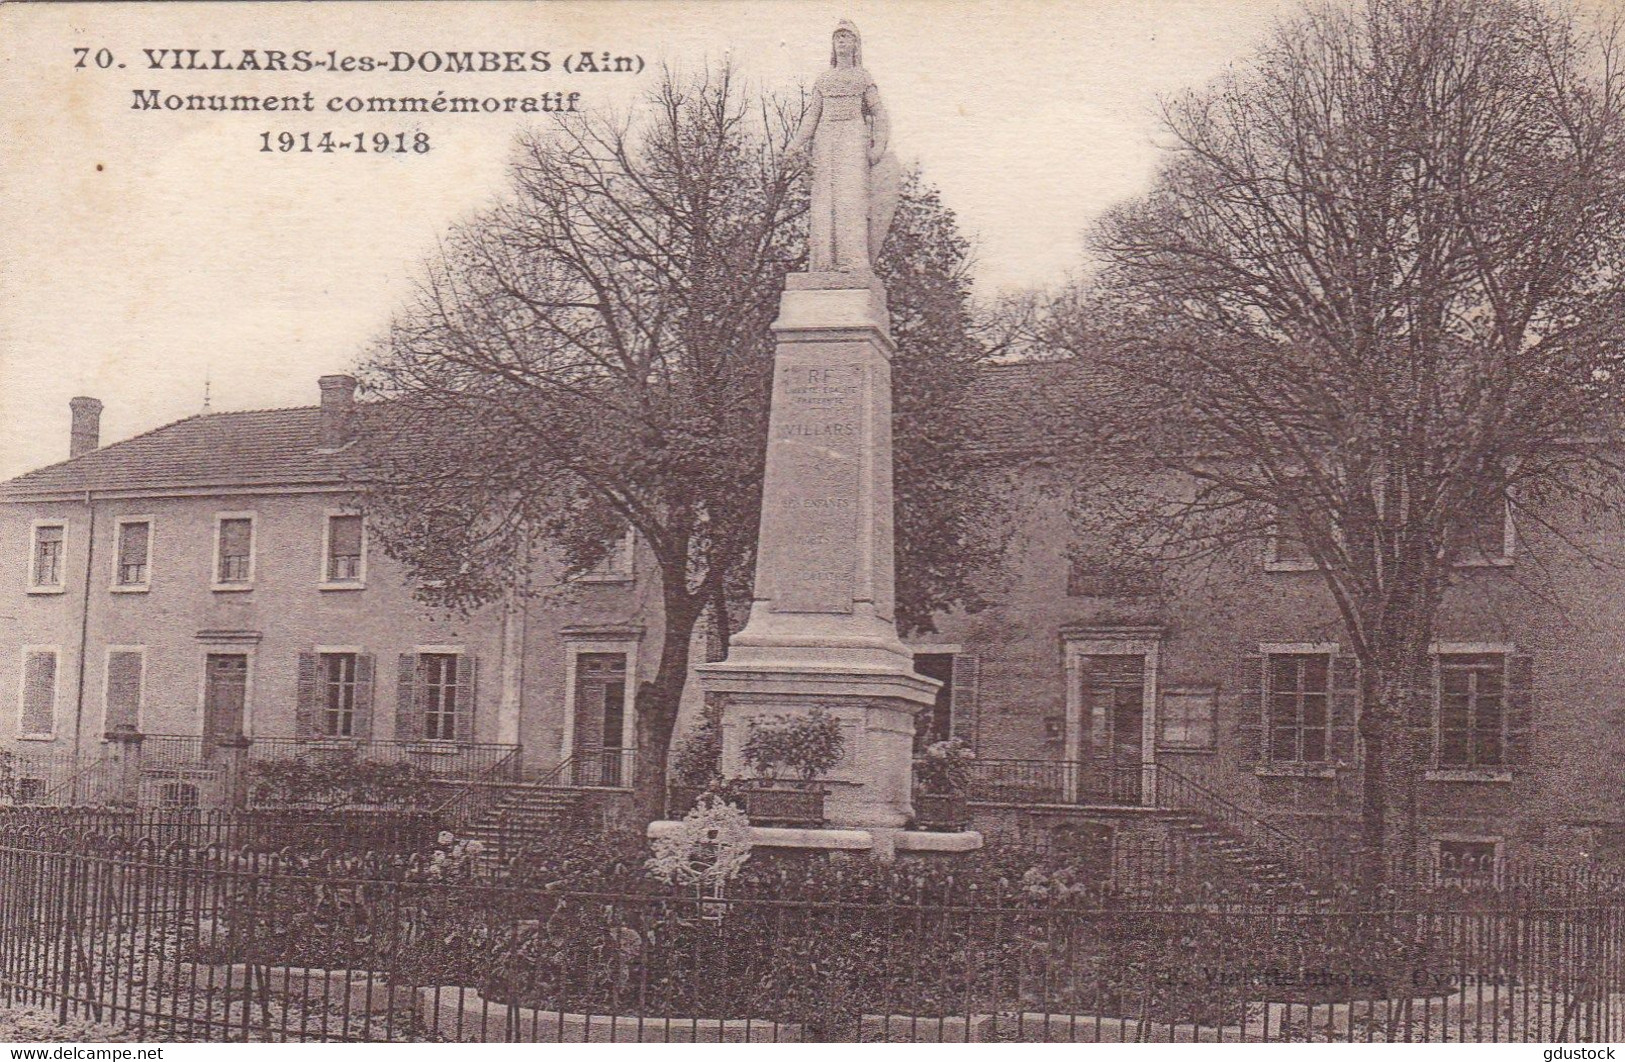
[1076,654,1146,804]
[572,652,627,786]
[202,653,248,760]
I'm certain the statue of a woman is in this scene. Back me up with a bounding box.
[789,21,901,273]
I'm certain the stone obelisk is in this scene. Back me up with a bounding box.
[696,21,937,830]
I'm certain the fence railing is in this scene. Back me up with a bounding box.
[0,807,437,854]
[0,826,1621,1042]
[539,748,635,789]
[966,758,1144,806]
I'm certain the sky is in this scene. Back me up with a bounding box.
[0,0,1298,479]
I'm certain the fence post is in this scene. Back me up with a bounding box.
[105,727,144,807]
[218,736,251,810]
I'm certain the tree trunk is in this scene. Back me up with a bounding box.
[1392,680,1432,884]
[631,592,703,825]
[1358,648,1433,894]
[1357,665,1388,894]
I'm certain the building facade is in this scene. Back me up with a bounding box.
[917,363,1625,873]
[3,364,1622,875]
[0,377,671,803]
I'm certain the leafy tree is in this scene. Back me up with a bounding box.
[1042,0,1625,886]
[361,64,1006,821]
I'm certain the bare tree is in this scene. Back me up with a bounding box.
[1044,0,1625,886]
[361,64,1005,821]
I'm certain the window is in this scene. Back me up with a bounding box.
[396,651,473,743]
[323,514,364,585]
[580,529,635,582]
[1160,687,1216,749]
[1066,553,1159,598]
[18,648,58,738]
[1266,653,1330,763]
[1266,512,1316,571]
[104,649,144,733]
[1436,839,1499,886]
[1451,491,1513,565]
[320,652,357,737]
[214,515,254,587]
[1437,653,1506,767]
[30,523,65,591]
[421,653,460,741]
[114,519,151,589]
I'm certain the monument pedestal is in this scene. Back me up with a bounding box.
[695,273,938,832]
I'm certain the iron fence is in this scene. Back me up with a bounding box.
[0,824,1621,1042]
[0,807,437,855]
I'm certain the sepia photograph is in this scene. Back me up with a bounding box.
[1,0,1623,1047]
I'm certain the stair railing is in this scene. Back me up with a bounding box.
[1149,761,1338,890]
[535,748,635,789]
[431,746,521,832]
[534,754,576,787]
[37,755,121,807]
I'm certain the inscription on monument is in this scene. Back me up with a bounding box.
[766,361,863,613]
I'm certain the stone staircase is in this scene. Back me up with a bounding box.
[1157,810,1303,893]
[457,785,587,868]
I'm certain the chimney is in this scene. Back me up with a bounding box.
[317,374,357,450]
[69,397,103,459]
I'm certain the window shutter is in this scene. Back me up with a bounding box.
[105,651,144,732]
[396,653,420,742]
[948,654,979,746]
[20,651,57,736]
[454,655,478,743]
[295,652,319,739]
[1506,652,1534,767]
[354,653,376,741]
[1329,654,1358,766]
[1233,651,1264,764]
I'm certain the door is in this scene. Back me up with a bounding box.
[572,653,627,785]
[202,653,248,759]
[1077,654,1145,804]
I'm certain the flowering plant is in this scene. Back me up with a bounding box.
[913,737,974,796]
[409,829,488,883]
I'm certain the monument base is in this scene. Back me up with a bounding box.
[646,819,985,863]
[697,658,936,829]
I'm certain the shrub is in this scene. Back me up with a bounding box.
[0,1006,135,1042]
[913,737,974,795]
[249,750,439,809]
[670,701,723,787]
[740,708,845,782]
